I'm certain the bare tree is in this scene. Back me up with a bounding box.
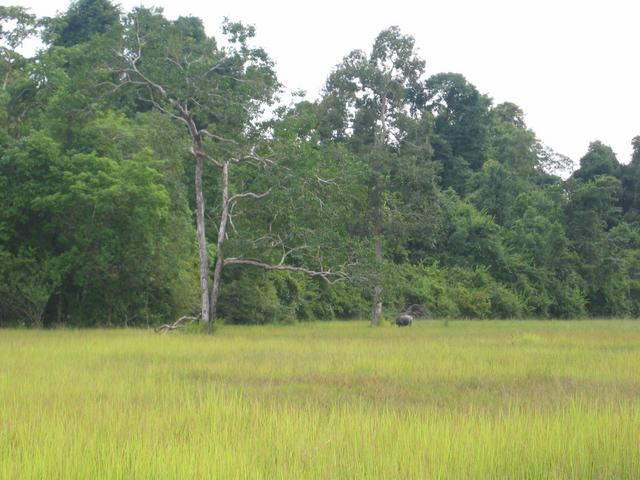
[114,9,351,330]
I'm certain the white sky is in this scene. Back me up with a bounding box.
[8,0,640,167]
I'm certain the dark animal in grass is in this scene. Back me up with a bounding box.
[394,304,427,327]
[395,313,414,327]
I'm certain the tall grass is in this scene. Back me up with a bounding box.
[1,321,639,478]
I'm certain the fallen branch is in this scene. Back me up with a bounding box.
[154,315,200,334]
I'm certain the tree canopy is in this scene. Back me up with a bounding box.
[0,1,638,326]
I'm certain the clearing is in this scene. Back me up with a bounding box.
[1,320,639,478]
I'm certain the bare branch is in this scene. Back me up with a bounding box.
[165,56,184,71]
[138,91,189,126]
[199,129,239,145]
[190,145,222,167]
[280,245,311,263]
[228,203,238,235]
[228,188,272,205]
[204,60,226,76]
[223,257,350,284]
[315,175,337,186]
[241,146,276,166]
[249,234,280,247]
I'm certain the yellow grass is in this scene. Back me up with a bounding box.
[1,320,639,478]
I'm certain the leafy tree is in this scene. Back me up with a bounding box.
[424,73,491,191]
[488,102,538,176]
[0,6,42,143]
[633,136,640,165]
[213,100,366,323]
[505,189,585,317]
[0,128,192,325]
[467,159,523,225]
[0,6,39,90]
[48,0,120,47]
[321,26,438,325]
[566,175,623,314]
[621,136,640,218]
[573,141,621,181]
[435,190,509,273]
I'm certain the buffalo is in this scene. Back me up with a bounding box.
[394,304,428,327]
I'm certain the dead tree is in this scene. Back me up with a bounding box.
[113,12,353,332]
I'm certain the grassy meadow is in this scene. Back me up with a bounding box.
[1,320,639,479]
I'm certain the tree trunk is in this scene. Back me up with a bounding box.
[375,94,388,148]
[370,93,387,326]
[371,284,383,326]
[194,152,210,324]
[209,160,230,331]
[370,233,384,326]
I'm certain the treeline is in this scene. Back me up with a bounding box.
[0,0,638,327]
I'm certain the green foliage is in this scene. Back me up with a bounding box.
[0,247,61,325]
[218,268,368,324]
[0,125,198,326]
[48,0,121,47]
[425,72,491,185]
[621,137,640,218]
[1,3,639,324]
[467,159,523,224]
[381,263,528,320]
[488,102,539,175]
[219,269,296,324]
[573,141,622,181]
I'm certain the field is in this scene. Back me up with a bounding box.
[1,321,639,479]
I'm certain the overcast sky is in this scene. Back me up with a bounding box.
[11,0,640,167]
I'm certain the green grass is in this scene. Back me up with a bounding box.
[1,320,640,479]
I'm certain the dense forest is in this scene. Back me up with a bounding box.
[1,0,639,327]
